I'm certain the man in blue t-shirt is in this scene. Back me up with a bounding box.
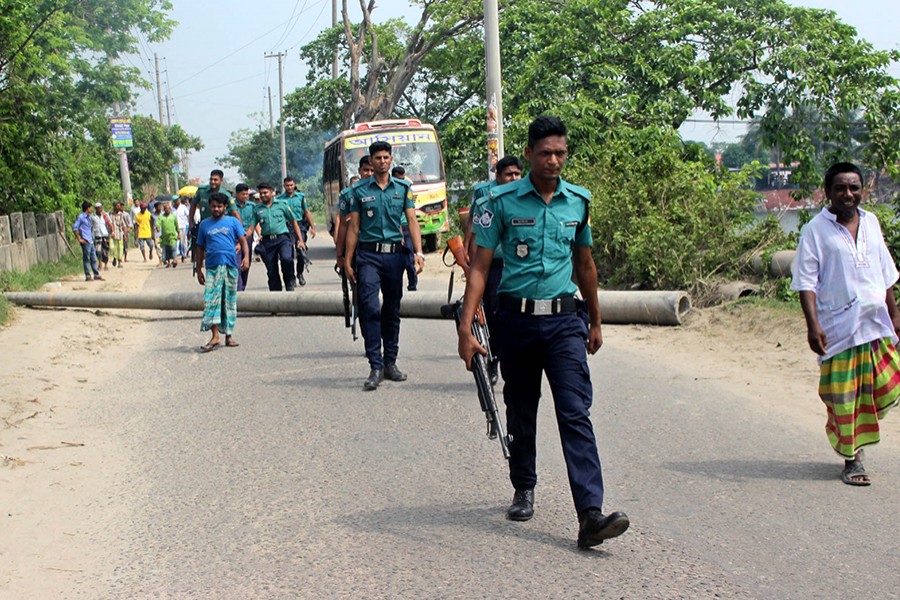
[195,193,249,352]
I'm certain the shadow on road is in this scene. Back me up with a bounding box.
[336,502,615,556]
[663,459,837,482]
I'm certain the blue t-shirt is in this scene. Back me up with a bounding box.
[196,215,243,269]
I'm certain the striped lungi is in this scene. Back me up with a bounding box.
[201,265,238,335]
[818,337,900,459]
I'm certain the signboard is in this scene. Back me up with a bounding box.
[344,130,436,150]
[110,117,133,149]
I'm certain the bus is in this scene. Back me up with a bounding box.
[323,119,450,253]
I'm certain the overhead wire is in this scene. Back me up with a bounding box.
[288,0,331,51]
[270,0,309,50]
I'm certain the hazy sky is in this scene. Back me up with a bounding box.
[126,0,900,180]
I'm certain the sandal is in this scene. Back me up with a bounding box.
[841,460,871,486]
[200,341,220,353]
[225,340,240,347]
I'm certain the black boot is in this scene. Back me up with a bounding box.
[506,489,534,521]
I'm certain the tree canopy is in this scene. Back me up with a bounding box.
[0,0,192,217]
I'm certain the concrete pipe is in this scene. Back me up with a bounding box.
[711,281,760,302]
[750,250,796,277]
[5,289,692,326]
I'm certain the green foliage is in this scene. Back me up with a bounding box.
[570,127,783,292]
[0,0,176,217]
[126,116,202,192]
[219,127,332,193]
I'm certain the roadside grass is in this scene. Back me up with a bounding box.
[0,251,82,326]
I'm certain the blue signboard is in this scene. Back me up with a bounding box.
[110,117,133,149]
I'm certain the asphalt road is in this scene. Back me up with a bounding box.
[69,236,900,599]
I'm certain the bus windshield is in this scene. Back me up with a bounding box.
[343,129,444,184]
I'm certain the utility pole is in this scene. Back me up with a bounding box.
[268,86,275,136]
[112,101,133,204]
[332,0,339,80]
[155,53,171,194]
[265,52,288,181]
[165,96,179,192]
[484,0,505,180]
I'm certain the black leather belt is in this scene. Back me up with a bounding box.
[359,242,402,253]
[499,295,578,315]
[262,233,288,240]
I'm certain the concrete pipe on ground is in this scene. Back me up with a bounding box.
[711,281,760,303]
[750,250,796,278]
[5,289,692,326]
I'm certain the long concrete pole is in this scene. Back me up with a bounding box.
[484,0,504,178]
[5,290,692,325]
[155,53,171,194]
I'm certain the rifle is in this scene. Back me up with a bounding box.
[443,235,511,460]
[336,265,359,341]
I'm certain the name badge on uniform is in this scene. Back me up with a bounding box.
[361,196,375,203]
[565,221,579,227]
[511,218,536,226]
[516,243,529,258]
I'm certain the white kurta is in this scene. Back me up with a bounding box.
[791,207,899,362]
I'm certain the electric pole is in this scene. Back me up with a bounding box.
[155,53,171,194]
[484,0,505,179]
[165,95,179,192]
[265,52,288,181]
[112,101,133,204]
[268,86,275,136]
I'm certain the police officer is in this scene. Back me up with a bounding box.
[276,176,315,286]
[335,155,374,271]
[244,182,306,291]
[345,141,425,391]
[457,116,629,549]
[467,156,524,383]
[234,183,256,291]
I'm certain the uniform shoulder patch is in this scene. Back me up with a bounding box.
[563,180,591,202]
[479,209,494,229]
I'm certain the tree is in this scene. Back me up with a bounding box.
[0,0,175,217]
[126,116,202,191]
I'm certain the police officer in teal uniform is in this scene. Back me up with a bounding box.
[345,141,425,391]
[458,116,629,549]
[234,183,256,291]
[245,182,305,292]
[467,156,524,383]
[335,155,374,271]
[276,176,315,286]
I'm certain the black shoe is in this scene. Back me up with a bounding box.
[364,368,384,391]
[297,272,306,286]
[384,364,407,381]
[577,509,630,549]
[506,489,534,521]
[285,286,295,292]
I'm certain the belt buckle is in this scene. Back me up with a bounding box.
[533,299,552,316]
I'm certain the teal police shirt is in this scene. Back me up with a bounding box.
[192,185,235,220]
[349,177,415,244]
[475,175,592,299]
[338,186,354,219]
[276,191,307,223]
[235,200,256,235]
[245,201,296,237]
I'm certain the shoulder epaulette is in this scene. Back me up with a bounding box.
[351,178,370,190]
[392,177,412,189]
[563,180,591,202]
[489,179,521,200]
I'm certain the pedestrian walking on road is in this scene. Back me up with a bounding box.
[91,202,112,270]
[457,116,629,549]
[158,201,180,267]
[345,141,425,391]
[195,193,249,352]
[276,176,315,286]
[791,161,900,486]
[73,201,103,281]
[109,201,128,268]
[134,202,156,262]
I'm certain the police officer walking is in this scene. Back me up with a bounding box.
[345,141,425,391]
[457,116,629,549]
[244,182,306,292]
[276,176,316,286]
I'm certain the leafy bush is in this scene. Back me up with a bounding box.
[569,126,786,292]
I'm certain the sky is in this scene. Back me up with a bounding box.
[126,0,900,181]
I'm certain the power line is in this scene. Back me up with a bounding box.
[271,0,309,50]
[177,72,267,99]
[288,0,331,50]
